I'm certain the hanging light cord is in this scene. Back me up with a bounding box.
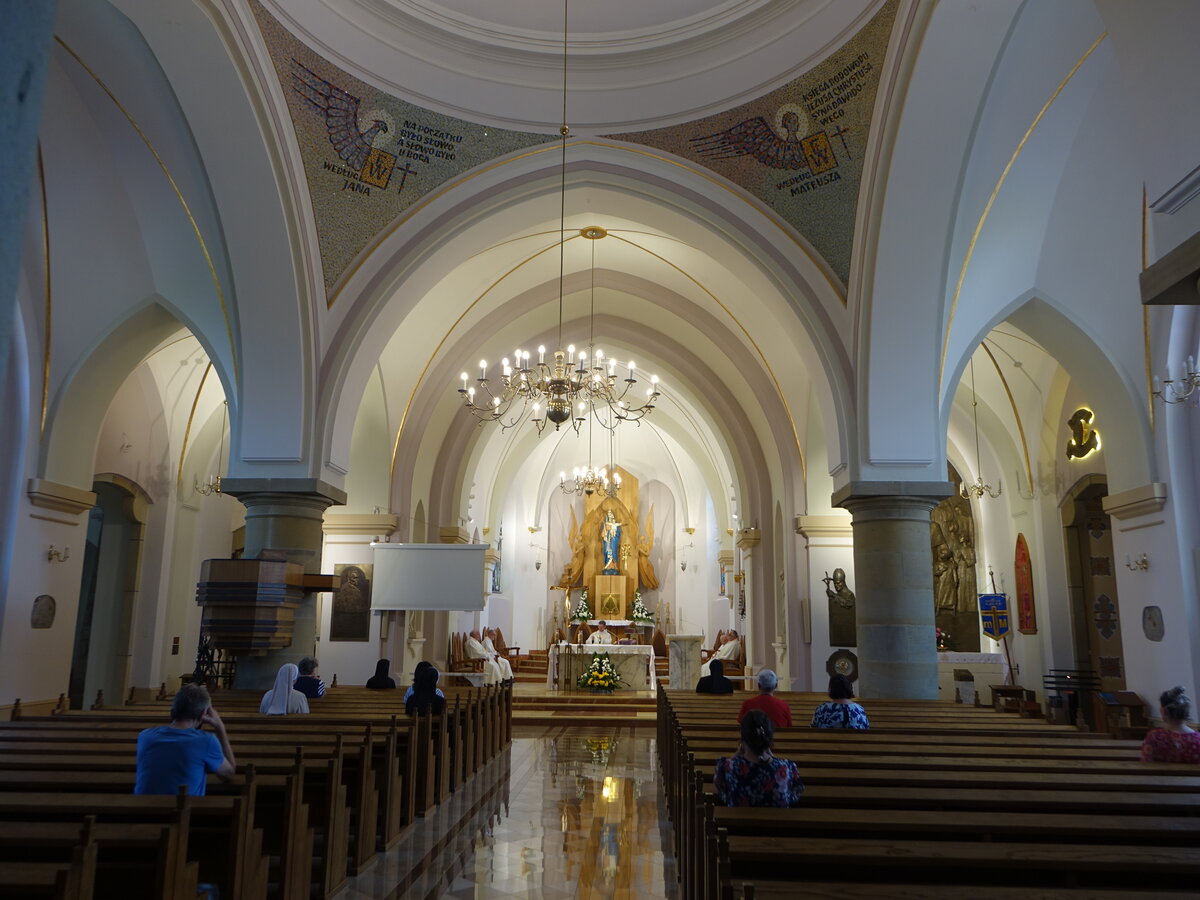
[556,0,569,349]
[970,358,982,472]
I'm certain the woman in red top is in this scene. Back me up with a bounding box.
[1140,686,1200,763]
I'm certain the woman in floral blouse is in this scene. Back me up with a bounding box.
[1141,686,1200,763]
[714,710,804,807]
[810,673,870,730]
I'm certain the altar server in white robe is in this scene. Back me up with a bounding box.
[482,628,514,680]
[700,630,741,677]
[466,630,504,685]
[585,621,615,645]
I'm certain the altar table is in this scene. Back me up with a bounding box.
[547,644,656,691]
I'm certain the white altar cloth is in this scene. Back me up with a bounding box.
[548,643,656,691]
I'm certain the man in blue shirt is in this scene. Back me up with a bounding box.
[135,684,237,795]
[294,656,327,699]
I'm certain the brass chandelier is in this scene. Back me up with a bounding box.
[455,0,659,435]
[560,415,622,497]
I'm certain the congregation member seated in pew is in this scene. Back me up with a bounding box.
[405,664,446,717]
[260,662,310,715]
[585,621,615,645]
[696,658,735,694]
[135,683,236,795]
[403,661,446,704]
[738,669,791,728]
[810,673,869,730]
[294,656,327,699]
[483,628,515,680]
[366,658,397,689]
[1141,685,1200,763]
[714,710,804,807]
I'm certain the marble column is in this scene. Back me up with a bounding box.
[736,528,760,671]
[221,478,346,688]
[833,482,953,699]
[667,634,702,690]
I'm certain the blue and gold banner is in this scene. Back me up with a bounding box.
[979,593,1011,641]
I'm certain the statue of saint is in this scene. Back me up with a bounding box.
[637,508,659,590]
[824,567,856,648]
[601,510,621,574]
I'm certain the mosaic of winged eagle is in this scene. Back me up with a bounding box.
[690,112,809,169]
[290,58,389,170]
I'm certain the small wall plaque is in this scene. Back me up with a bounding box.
[1142,605,1164,642]
[31,595,56,629]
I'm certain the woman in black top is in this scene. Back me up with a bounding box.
[366,659,396,690]
[405,665,446,716]
[696,658,735,694]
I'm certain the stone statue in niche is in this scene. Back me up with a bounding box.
[636,506,659,590]
[824,568,856,647]
[31,595,56,629]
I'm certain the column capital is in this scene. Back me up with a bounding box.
[832,481,954,520]
[323,512,399,537]
[439,526,471,544]
[735,528,761,551]
[219,477,347,507]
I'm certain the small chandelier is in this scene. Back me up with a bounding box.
[454,1,659,435]
[961,357,1001,500]
[1153,355,1199,405]
[194,400,227,496]
[559,409,622,497]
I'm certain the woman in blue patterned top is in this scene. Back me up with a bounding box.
[713,710,805,807]
[810,673,870,729]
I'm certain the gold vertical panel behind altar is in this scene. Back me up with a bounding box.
[249,0,555,301]
[579,467,641,607]
[604,0,897,287]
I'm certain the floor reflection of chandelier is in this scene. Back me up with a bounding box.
[454,1,659,435]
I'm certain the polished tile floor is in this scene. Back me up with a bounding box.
[338,725,680,900]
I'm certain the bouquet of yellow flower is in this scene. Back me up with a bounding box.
[577,652,625,692]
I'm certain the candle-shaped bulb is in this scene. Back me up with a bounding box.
[538,346,546,364]
[479,360,487,377]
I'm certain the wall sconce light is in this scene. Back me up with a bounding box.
[679,541,694,572]
[47,545,70,563]
[1125,553,1149,572]
[535,559,543,571]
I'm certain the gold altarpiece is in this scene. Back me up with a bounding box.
[556,466,658,620]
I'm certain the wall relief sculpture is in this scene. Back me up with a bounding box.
[930,474,980,652]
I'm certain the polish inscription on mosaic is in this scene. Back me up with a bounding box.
[605,1,897,286]
[250,1,554,302]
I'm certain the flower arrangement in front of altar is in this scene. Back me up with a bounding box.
[630,591,653,624]
[570,588,593,623]
[577,652,625,692]
[936,626,951,652]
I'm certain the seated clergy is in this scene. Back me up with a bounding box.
[585,621,615,645]
[700,629,741,677]
[465,629,504,685]
[482,628,514,680]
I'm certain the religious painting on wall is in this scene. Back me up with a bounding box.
[1014,533,1037,634]
[930,468,981,652]
[330,563,372,642]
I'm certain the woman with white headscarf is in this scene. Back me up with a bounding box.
[260,663,310,715]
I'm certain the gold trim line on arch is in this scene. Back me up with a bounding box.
[326,140,845,309]
[939,31,1107,389]
[979,341,1033,497]
[55,37,240,386]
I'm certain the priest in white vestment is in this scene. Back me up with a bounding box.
[465,630,503,685]
[700,630,741,677]
[483,628,514,680]
[585,621,615,645]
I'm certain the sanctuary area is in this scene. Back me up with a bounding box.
[2,0,1200,896]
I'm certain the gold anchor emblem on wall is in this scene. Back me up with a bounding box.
[1065,407,1100,459]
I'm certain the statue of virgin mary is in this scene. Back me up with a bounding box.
[600,510,621,574]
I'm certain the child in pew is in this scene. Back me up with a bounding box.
[714,710,804,807]
[810,673,870,730]
[135,683,237,796]
[1141,686,1200,763]
[260,662,310,714]
[405,664,446,716]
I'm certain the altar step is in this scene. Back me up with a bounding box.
[511,687,658,726]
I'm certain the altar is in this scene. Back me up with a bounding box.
[548,644,656,691]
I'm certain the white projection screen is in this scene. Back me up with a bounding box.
[369,543,487,611]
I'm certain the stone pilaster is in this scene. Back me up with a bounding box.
[736,528,760,671]
[220,478,346,687]
[833,482,953,699]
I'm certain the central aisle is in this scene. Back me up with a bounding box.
[338,725,681,899]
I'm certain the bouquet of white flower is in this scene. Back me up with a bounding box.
[630,591,653,624]
[570,588,593,623]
